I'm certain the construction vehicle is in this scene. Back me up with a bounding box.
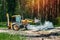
[6,13,33,31]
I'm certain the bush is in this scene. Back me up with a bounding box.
[54,17,60,27]
[57,17,60,23]
[55,17,60,27]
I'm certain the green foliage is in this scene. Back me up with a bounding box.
[6,0,16,15]
[0,22,7,28]
[55,17,60,27]
[0,0,7,22]
[57,17,60,23]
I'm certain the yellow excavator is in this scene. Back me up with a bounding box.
[6,13,33,31]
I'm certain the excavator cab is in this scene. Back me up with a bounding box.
[11,15,21,30]
[7,14,22,31]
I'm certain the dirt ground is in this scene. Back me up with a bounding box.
[0,28,60,40]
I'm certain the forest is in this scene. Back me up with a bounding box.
[0,0,60,26]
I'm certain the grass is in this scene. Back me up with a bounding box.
[0,25,7,28]
[0,22,7,28]
[0,33,26,40]
[54,24,60,27]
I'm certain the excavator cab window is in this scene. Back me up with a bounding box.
[11,17,16,22]
[11,15,21,23]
